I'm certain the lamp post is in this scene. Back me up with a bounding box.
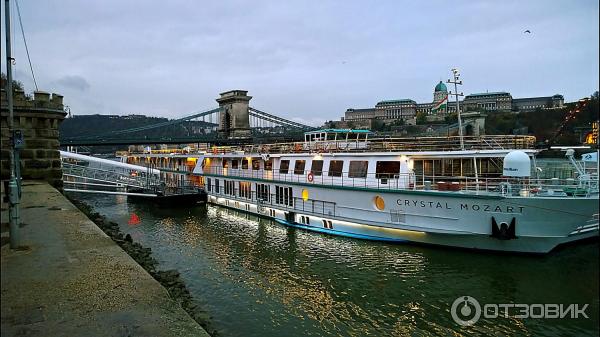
[4,0,21,248]
[447,68,464,150]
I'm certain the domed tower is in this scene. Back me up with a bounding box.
[433,81,448,103]
[432,81,449,114]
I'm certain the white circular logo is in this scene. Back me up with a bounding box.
[451,296,481,326]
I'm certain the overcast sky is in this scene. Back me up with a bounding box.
[1,0,598,125]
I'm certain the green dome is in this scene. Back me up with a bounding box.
[434,81,447,92]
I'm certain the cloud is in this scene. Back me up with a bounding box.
[1,0,597,120]
[54,75,90,92]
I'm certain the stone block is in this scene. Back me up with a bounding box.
[20,149,35,159]
[35,150,47,159]
[34,91,50,102]
[34,117,50,129]
[51,159,62,168]
[24,139,50,148]
[49,169,63,179]
[47,150,60,159]
[24,159,51,170]
[51,93,64,106]
[35,129,59,138]
[23,129,35,137]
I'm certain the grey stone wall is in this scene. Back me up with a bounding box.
[1,88,66,188]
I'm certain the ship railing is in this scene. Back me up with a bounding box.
[122,135,536,155]
[202,166,598,198]
[144,182,204,196]
[244,135,535,153]
[62,162,161,188]
[207,189,336,216]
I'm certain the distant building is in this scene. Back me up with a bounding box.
[462,92,513,111]
[512,94,564,112]
[343,80,564,123]
[416,81,449,115]
[375,99,417,119]
[344,108,378,121]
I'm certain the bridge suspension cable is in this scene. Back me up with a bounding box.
[108,107,222,135]
[248,107,315,130]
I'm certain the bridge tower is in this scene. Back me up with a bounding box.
[216,90,252,139]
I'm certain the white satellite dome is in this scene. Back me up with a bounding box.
[503,150,531,177]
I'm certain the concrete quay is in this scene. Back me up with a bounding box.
[1,181,210,337]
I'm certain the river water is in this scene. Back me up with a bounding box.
[72,193,598,336]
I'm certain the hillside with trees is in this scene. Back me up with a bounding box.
[485,91,599,145]
[59,114,216,140]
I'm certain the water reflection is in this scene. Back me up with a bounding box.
[75,193,599,337]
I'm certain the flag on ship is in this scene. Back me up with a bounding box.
[431,94,448,113]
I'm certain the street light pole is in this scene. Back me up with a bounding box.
[447,68,465,150]
[4,0,21,248]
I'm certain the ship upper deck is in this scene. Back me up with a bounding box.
[122,134,537,157]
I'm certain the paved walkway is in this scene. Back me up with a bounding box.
[1,181,210,337]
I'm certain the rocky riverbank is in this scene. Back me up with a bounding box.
[67,196,219,336]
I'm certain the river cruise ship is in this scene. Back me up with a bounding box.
[121,130,599,253]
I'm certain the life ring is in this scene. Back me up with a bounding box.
[295,143,302,152]
[212,147,218,154]
[307,171,314,182]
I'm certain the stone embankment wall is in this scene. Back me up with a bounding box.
[0,88,66,188]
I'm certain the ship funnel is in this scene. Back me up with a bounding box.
[503,151,531,177]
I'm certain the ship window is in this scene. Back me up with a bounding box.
[376,161,400,179]
[349,161,368,178]
[252,159,261,170]
[231,160,239,169]
[224,180,235,196]
[256,183,270,201]
[222,160,228,168]
[265,159,273,171]
[294,160,306,175]
[275,186,293,206]
[279,160,290,174]
[311,160,323,176]
[276,186,283,204]
[328,160,344,177]
[286,187,293,206]
[242,159,249,170]
[215,179,220,193]
[206,178,212,192]
[239,181,252,199]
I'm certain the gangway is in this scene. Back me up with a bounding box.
[60,151,207,205]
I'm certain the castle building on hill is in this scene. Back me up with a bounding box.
[343,80,565,123]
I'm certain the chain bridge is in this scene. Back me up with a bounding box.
[60,90,317,146]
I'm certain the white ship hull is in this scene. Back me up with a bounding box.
[205,181,598,254]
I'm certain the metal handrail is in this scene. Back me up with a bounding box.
[201,166,599,198]
[208,189,336,216]
[61,162,162,188]
[124,135,537,155]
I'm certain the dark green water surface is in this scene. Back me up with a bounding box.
[74,193,599,336]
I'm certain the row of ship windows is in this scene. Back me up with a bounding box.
[218,159,403,179]
[214,158,502,179]
[206,179,294,206]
